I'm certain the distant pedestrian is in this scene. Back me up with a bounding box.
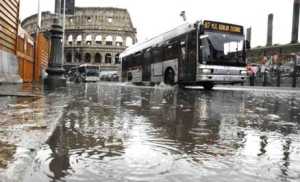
[247,65,255,86]
[260,62,268,86]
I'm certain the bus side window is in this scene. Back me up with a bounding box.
[164,41,180,61]
[127,56,133,68]
[153,47,161,63]
[164,44,172,60]
[172,42,180,59]
[136,52,143,66]
[122,58,128,71]
[144,48,152,63]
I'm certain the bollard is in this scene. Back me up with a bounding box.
[250,74,255,86]
[263,72,267,86]
[292,69,297,87]
[292,59,297,88]
[276,68,281,87]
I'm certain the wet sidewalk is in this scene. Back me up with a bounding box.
[0,83,71,182]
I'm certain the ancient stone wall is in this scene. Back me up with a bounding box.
[21,7,137,71]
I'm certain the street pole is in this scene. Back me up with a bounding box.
[180,11,186,22]
[33,0,41,82]
[62,0,66,65]
[44,0,66,88]
[37,0,41,28]
[292,58,297,87]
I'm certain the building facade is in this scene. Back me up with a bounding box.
[21,6,137,71]
[0,0,23,83]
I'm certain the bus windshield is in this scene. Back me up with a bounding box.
[78,66,99,77]
[201,32,245,66]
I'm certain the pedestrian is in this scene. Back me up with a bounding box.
[247,65,255,86]
[261,62,268,86]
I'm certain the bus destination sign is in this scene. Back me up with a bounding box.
[203,20,243,35]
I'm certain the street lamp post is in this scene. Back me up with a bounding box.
[180,11,186,22]
[44,0,66,88]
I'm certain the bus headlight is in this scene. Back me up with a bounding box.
[202,69,212,74]
[240,70,247,75]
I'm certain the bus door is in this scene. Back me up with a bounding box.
[142,49,151,81]
[181,32,197,82]
[178,38,186,82]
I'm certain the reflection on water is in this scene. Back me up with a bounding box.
[24,83,300,182]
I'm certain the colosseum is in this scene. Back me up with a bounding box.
[21,3,137,72]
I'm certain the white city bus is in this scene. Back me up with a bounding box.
[121,20,248,90]
[77,64,100,82]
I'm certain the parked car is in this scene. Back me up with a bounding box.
[67,64,100,82]
[100,71,119,81]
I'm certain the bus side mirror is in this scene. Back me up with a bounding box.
[200,35,209,39]
[199,25,204,34]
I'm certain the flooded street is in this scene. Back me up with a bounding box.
[23,83,300,182]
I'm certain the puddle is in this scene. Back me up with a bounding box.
[0,141,16,169]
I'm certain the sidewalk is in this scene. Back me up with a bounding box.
[185,84,300,93]
[0,83,71,182]
[216,85,300,93]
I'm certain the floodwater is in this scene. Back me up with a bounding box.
[24,83,300,182]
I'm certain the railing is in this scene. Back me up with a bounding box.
[246,64,300,88]
[16,30,34,82]
[17,29,50,83]
[34,33,50,81]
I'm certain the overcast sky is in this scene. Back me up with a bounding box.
[20,0,295,47]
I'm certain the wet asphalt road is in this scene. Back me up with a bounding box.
[23,83,300,182]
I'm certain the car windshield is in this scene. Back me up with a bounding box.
[201,32,246,66]
[78,66,99,76]
[86,68,99,76]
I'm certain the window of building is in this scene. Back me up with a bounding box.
[85,35,92,45]
[66,53,72,63]
[115,54,120,64]
[85,53,91,63]
[75,52,82,62]
[105,35,113,46]
[95,35,102,45]
[76,35,82,45]
[126,37,133,47]
[67,35,73,45]
[115,36,123,46]
[95,53,102,63]
[87,17,92,23]
[105,53,112,64]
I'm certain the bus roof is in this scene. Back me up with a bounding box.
[120,20,244,58]
[120,22,196,58]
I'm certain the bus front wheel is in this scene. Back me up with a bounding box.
[164,68,175,85]
[203,82,214,90]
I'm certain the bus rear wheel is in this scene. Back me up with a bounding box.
[203,82,214,90]
[164,68,175,85]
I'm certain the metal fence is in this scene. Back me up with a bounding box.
[245,64,300,88]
